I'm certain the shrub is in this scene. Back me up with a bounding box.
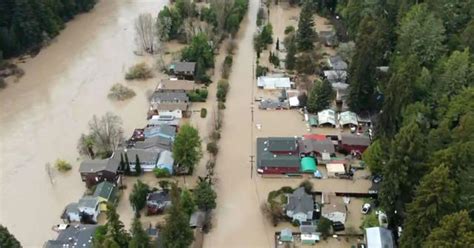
[218,101,226,110]
[153,168,171,178]
[125,63,153,80]
[108,83,136,101]
[256,7,265,26]
[207,141,218,155]
[216,79,230,102]
[256,65,268,77]
[201,108,207,118]
[55,159,72,172]
[317,217,332,238]
[299,179,313,194]
[284,25,295,34]
[188,88,208,102]
[222,55,233,79]
[211,130,221,141]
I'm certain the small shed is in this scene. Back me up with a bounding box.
[318,109,336,127]
[326,163,346,177]
[280,228,293,242]
[301,233,320,245]
[338,111,358,127]
[301,157,317,173]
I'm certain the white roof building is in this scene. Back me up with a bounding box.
[338,111,358,127]
[317,109,336,127]
[365,227,395,248]
[257,76,292,89]
[323,70,347,84]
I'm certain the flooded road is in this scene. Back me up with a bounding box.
[0,0,168,246]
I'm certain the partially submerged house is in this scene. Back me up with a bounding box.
[133,136,173,151]
[338,111,358,128]
[77,196,100,224]
[112,148,160,172]
[144,125,176,140]
[44,224,98,248]
[148,115,180,127]
[150,92,189,118]
[93,181,117,211]
[157,79,196,93]
[169,62,196,80]
[299,138,336,157]
[340,134,371,153]
[146,191,172,215]
[285,187,314,223]
[61,203,81,223]
[259,99,290,110]
[79,159,120,187]
[317,109,336,127]
[256,137,301,175]
[321,195,347,224]
[365,227,395,248]
[257,76,293,89]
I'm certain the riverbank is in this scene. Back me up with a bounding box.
[0,0,168,245]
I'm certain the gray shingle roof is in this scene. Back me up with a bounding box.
[256,137,301,169]
[300,139,335,154]
[286,187,314,214]
[133,136,173,151]
[112,148,159,164]
[78,196,99,209]
[173,62,196,73]
[151,92,189,102]
[44,224,98,248]
[341,134,371,146]
[79,159,119,174]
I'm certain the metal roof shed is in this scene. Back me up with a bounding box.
[338,111,358,127]
[326,163,346,177]
[365,227,394,248]
[301,157,317,173]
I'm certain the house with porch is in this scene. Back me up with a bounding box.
[285,187,314,223]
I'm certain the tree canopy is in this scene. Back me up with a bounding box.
[0,225,21,248]
[296,1,316,51]
[172,124,202,173]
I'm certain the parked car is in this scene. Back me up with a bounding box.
[372,175,383,184]
[362,203,371,214]
[332,221,345,232]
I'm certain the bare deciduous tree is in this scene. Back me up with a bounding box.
[78,112,124,158]
[209,0,235,34]
[135,13,157,54]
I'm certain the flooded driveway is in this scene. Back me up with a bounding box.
[0,0,168,246]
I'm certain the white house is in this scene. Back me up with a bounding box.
[365,227,395,248]
[77,196,100,223]
[62,203,81,223]
[257,76,292,89]
[286,187,314,223]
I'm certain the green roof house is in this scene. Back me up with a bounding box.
[280,228,293,242]
[93,181,117,211]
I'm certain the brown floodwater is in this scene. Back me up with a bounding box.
[0,0,168,246]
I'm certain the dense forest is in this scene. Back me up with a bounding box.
[313,0,474,247]
[0,0,96,58]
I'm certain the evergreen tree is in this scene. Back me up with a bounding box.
[135,154,142,175]
[435,49,473,99]
[104,204,130,247]
[380,120,427,228]
[285,36,296,70]
[124,152,131,175]
[275,37,279,50]
[306,80,334,113]
[172,124,202,173]
[119,153,125,173]
[161,184,194,248]
[400,165,456,248]
[396,3,446,67]
[181,189,196,217]
[296,1,315,51]
[193,179,217,211]
[347,15,390,112]
[0,225,21,248]
[378,55,421,137]
[129,217,150,248]
[181,33,214,69]
[424,210,474,248]
[129,180,150,215]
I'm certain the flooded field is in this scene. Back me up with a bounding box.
[0,0,168,246]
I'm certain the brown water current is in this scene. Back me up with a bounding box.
[0,0,168,246]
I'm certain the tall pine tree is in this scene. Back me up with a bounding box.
[296,1,315,51]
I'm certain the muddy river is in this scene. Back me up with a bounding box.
[0,0,168,246]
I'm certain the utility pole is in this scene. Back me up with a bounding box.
[249,155,255,179]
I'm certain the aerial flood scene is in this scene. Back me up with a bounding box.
[0,0,473,248]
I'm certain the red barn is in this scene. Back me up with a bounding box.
[339,134,371,154]
[256,137,301,175]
